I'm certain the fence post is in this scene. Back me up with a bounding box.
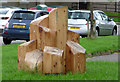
[115,2,117,12]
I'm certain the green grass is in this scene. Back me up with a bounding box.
[109,17,120,22]
[2,44,118,80]
[2,35,119,80]
[80,35,118,54]
[105,12,120,22]
[105,12,120,16]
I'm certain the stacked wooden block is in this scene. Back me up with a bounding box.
[66,41,86,73]
[43,46,63,74]
[18,7,86,74]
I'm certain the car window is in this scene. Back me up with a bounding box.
[94,12,102,20]
[0,9,9,15]
[7,10,14,15]
[36,12,48,18]
[11,11,35,20]
[98,12,108,21]
[68,12,90,19]
[11,11,14,14]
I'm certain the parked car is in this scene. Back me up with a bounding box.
[46,6,64,12]
[68,10,117,37]
[7,6,21,9]
[30,7,37,10]
[47,7,55,12]
[0,6,21,9]
[0,8,21,30]
[36,4,48,10]
[2,10,49,45]
[30,4,48,10]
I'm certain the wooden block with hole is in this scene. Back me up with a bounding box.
[66,41,86,74]
[24,49,43,73]
[43,46,63,74]
[18,40,37,69]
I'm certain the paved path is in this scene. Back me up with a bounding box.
[87,53,119,62]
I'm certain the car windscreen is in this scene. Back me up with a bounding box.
[68,12,90,19]
[0,9,9,15]
[11,11,35,20]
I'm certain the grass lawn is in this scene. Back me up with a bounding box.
[2,35,119,80]
[80,35,118,54]
[105,12,120,17]
[109,16,120,22]
[105,12,120,22]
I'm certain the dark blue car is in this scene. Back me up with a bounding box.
[2,10,49,45]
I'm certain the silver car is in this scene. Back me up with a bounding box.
[68,10,117,37]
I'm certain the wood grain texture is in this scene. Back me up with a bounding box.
[18,45,27,69]
[24,49,42,73]
[43,52,52,74]
[51,54,63,73]
[37,16,49,50]
[37,55,43,74]
[49,8,57,47]
[48,7,68,74]
[18,40,37,70]
[43,46,63,74]
[56,7,68,74]
[66,41,86,74]
[67,31,80,43]
[18,7,86,74]
[30,15,49,50]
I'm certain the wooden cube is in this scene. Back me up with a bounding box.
[43,46,63,74]
[66,41,86,74]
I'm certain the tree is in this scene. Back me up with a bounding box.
[87,2,96,39]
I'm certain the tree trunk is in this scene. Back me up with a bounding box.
[87,2,96,39]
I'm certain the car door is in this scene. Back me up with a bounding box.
[98,12,112,35]
[94,12,106,35]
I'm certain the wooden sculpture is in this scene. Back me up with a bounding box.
[18,6,86,74]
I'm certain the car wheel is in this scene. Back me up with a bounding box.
[112,28,117,35]
[26,39,30,42]
[3,38,12,45]
[81,35,87,38]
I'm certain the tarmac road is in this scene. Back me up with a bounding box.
[87,53,119,62]
[0,37,26,46]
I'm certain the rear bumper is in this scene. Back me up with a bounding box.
[0,29,3,36]
[68,25,88,36]
[2,28,30,40]
[0,20,8,29]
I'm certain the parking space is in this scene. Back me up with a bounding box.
[0,36,26,45]
[0,7,119,45]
